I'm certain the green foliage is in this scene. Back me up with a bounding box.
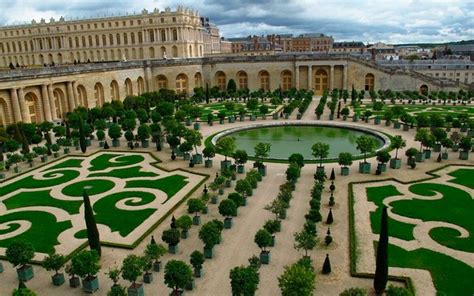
[216,137,236,161]
[12,287,37,296]
[264,198,287,220]
[385,285,413,296]
[294,230,317,256]
[218,199,238,218]
[108,124,122,140]
[190,250,205,270]
[107,285,127,296]
[263,219,281,234]
[235,179,252,196]
[254,229,272,251]
[286,162,301,183]
[288,153,304,168]
[187,198,205,215]
[374,206,389,294]
[42,253,65,274]
[6,241,35,267]
[144,242,167,263]
[312,142,330,166]
[83,190,101,256]
[339,287,367,296]
[229,266,260,296]
[278,261,316,296]
[254,142,271,163]
[199,221,221,249]
[233,149,248,165]
[356,135,377,162]
[164,260,193,292]
[202,146,215,159]
[71,250,101,279]
[161,228,180,246]
[338,152,353,167]
[176,215,193,232]
[376,150,391,164]
[121,254,144,284]
[228,192,245,207]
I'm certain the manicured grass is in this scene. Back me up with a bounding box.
[126,175,188,202]
[92,191,157,236]
[3,190,82,215]
[46,158,84,170]
[448,168,474,189]
[199,102,278,121]
[1,169,80,196]
[61,179,116,197]
[88,153,145,171]
[0,210,72,254]
[88,165,158,179]
[353,104,474,120]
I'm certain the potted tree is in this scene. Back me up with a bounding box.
[216,137,236,171]
[254,142,271,176]
[259,104,269,120]
[203,146,215,168]
[294,230,317,257]
[107,267,121,289]
[389,135,406,169]
[341,107,350,121]
[432,128,447,152]
[199,221,221,258]
[185,129,203,165]
[441,138,453,160]
[450,131,462,152]
[190,251,205,278]
[51,144,60,158]
[405,147,418,166]
[43,253,66,286]
[255,229,273,264]
[96,130,106,147]
[265,198,288,220]
[459,136,472,160]
[312,142,330,174]
[187,198,205,225]
[65,263,80,288]
[121,254,144,296]
[164,260,193,296]
[179,141,193,161]
[144,238,167,272]
[264,220,281,246]
[376,150,391,173]
[6,241,35,282]
[176,215,193,239]
[218,199,238,229]
[161,228,181,254]
[108,124,122,147]
[235,178,253,198]
[71,250,101,293]
[228,192,246,207]
[383,109,393,126]
[229,266,260,296]
[338,152,353,175]
[137,124,151,148]
[414,128,430,162]
[356,136,376,174]
[234,149,248,174]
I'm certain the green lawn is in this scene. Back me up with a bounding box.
[363,168,474,295]
[353,104,474,120]
[89,153,145,171]
[126,175,188,203]
[88,166,159,179]
[199,102,278,121]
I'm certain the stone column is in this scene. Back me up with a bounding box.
[72,81,79,107]
[41,84,52,122]
[47,84,58,120]
[343,65,348,90]
[308,65,313,91]
[330,65,335,90]
[17,88,31,123]
[145,66,154,92]
[295,65,300,89]
[66,81,76,111]
[10,88,22,123]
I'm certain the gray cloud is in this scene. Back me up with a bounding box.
[0,0,473,44]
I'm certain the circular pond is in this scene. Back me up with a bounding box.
[212,122,389,161]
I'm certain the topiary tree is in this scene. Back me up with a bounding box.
[356,135,377,163]
[229,266,260,296]
[339,287,368,296]
[228,192,245,207]
[43,253,65,285]
[187,198,205,219]
[390,135,406,159]
[162,228,180,249]
[376,150,391,166]
[374,206,389,295]
[199,221,221,253]
[294,230,317,257]
[216,137,236,161]
[189,250,205,276]
[338,152,353,169]
[144,240,167,271]
[322,254,331,274]
[288,153,304,168]
[218,199,238,219]
[278,261,316,296]
[233,149,248,169]
[385,285,413,296]
[175,215,193,238]
[6,241,35,272]
[286,162,301,183]
[312,142,330,167]
[71,250,101,281]
[254,142,271,166]
[254,229,272,253]
[235,179,252,197]
[83,190,101,256]
[203,146,215,160]
[164,260,193,295]
[121,254,144,289]
[12,281,37,296]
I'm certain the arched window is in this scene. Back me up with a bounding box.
[124,78,133,96]
[237,71,248,90]
[175,74,188,94]
[194,73,202,88]
[0,97,10,126]
[161,46,166,58]
[53,88,67,119]
[94,83,105,107]
[25,92,40,123]
[419,84,428,95]
[156,75,168,90]
[216,71,226,91]
[77,85,88,108]
[149,47,155,59]
[281,70,292,91]
[110,80,120,100]
[314,69,328,95]
[172,46,178,58]
[259,70,270,91]
[365,73,375,91]
[137,77,145,95]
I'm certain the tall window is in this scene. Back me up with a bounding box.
[156,75,168,89]
[216,72,226,91]
[124,78,133,96]
[259,71,270,91]
[281,70,292,91]
[237,71,248,89]
[365,73,374,91]
[110,80,120,100]
[175,74,188,94]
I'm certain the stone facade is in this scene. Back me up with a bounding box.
[0,6,219,67]
[0,54,466,126]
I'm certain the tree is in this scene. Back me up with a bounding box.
[6,241,35,269]
[227,79,237,94]
[162,228,180,247]
[414,128,430,151]
[187,198,204,216]
[254,229,272,252]
[229,266,260,296]
[144,241,167,266]
[340,287,368,296]
[385,285,413,296]
[278,261,316,296]
[216,137,236,161]
[43,253,65,276]
[322,254,331,274]
[108,123,122,140]
[137,124,151,142]
[254,142,271,164]
[12,281,37,296]
[390,135,406,159]
[374,206,389,295]
[78,115,87,153]
[312,142,330,167]
[264,198,287,220]
[71,250,101,280]
[121,254,144,286]
[189,250,205,272]
[356,136,377,163]
[83,190,101,256]
[228,192,245,207]
[107,285,127,296]
[294,231,317,257]
[198,221,221,249]
[164,260,193,294]
[338,152,353,167]
[235,179,252,197]
[233,149,248,166]
[202,146,215,160]
[326,208,334,224]
[175,215,193,236]
[218,199,238,218]
[376,150,391,165]
[288,153,304,168]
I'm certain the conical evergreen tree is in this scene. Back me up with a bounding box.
[83,190,101,256]
[437,153,442,162]
[374,206,389,294]
[170,216,177,229]
[103,141,110,150]
[330,168,336,181]
[329,181,336,192]
[326,208,334,224]
[322,254,331,274]
[151,235,157,245]
[329,192,335,207]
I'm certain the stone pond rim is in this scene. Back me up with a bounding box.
[209,122,391,163]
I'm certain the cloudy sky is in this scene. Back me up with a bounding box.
[0,0,473,44]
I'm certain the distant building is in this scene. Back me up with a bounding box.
[331,41,366,53]
[367,42,396,60]
[395,45,432,60]
[228,35,276,53]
